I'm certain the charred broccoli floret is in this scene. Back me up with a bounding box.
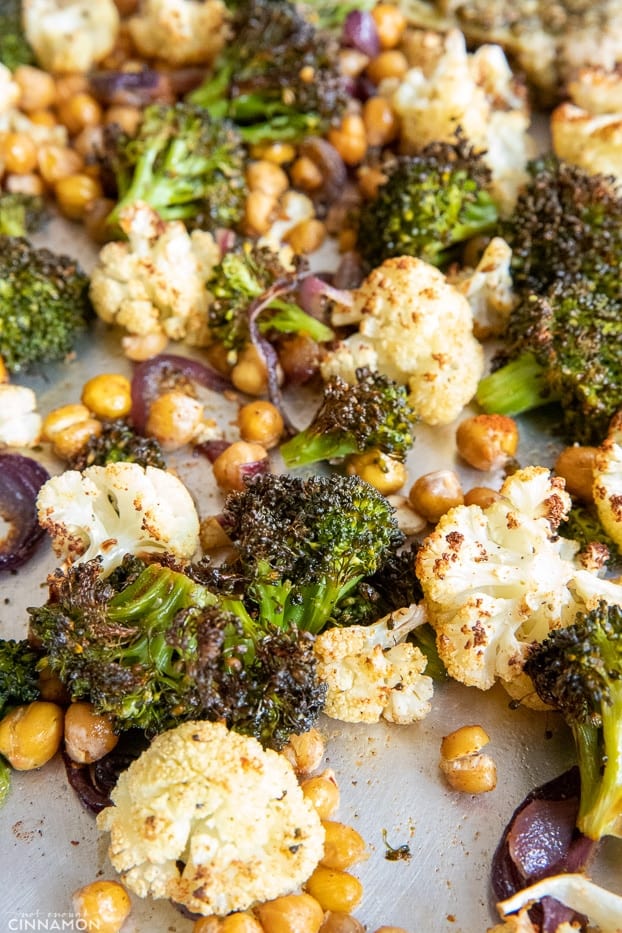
[0,0,34,70]
[355,140,499,270]
[208,242,333,351]
[280,367,415,469]
[477,157,622,444]
[29,556,325,749]
[0,193,48,237]
[67,419,166,471]
[187,0,349,144]
[217,473,403,634]
[303,0,375,28]
[0,236,91,374]
[0,639,41,718]
[525,601,622,841]
[103,102,247,230]
[560,504,621,568]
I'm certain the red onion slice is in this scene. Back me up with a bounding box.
[342,10,380,58]
[130,353,231,434]
[297,274,353,317]
[0,453,50,572]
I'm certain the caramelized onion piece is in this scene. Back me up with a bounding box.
[0,453,49,572]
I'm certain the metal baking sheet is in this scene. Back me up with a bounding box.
[1,216,621,933]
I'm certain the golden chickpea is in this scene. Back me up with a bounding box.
[373,928,409,933]
[72,880,131,933]
[220,914,264,933]
[199,516,233,551]
[64,702,119,764]
[81,373,132,420]
[28,109,58,127]
[305,867,363,914]
[300,769,340,819]
[56,92,103,136]
[408,470,464,523]
[42,403,92,442]
[441,724,490,761]
[255,893,324,933]
[456,414,519,472]
[0,702,64,770]
[246,160,289,198]
[357,165,388,200]
[237,400,284,448]
[346,450,407,495]
[290,156,324,192]
[38,144,84,186]
[366,50,409,84]
[13,66,57,111]
[146,390,204,450]
[439,753,497,794]
[249,142,296,165]
[121,332,169,362]
[73,125,105,160]
[338,229,357,253]
[554,445,599,503]
[321,821,368,871]
[231,345,270,396]
[52,419,103,461]
[463,486,502,510]
[0,132,39,174]
[338,48,370,79]
[320,914,365,933]
[54,173,103,221]
[362,96,399,147]
[37,666,69,704]
[281,727,325,775]
[211,441,269,492]
[371,4,407,49]
[54,73,89,104]
[193,919,222,933]
[328,114,367,166]
[285,218,326,255]
[244,189,278,236]
[105,105,141,135]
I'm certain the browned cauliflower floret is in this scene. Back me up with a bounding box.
[128,0,229,67]
[322,255,484,426]
[22,0,120,73]
[97,720,325,916]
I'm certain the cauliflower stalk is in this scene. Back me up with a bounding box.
[416,466,618,690]
[322,255,484,427]
[22,0,120,73]
[314,603,433,724]
[89,202,220,346]
[129,0,228,67]
[593,411,622,550]
[97,720,325,916]
[387,30,533,212]
[36,461,200,575]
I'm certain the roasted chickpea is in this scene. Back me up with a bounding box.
[72,880,131,933]
[211,441,269,492]
[346,450,407,495]
[231,344,270,396]
[237,400,284,448]
[81,373,132,420]
[456,414,519,471]
[554,445,599,503]
[320,821,368,870]
[300,769,340,819]
[328,114,367,167]
[246,160,289,198]
[145,390,204,450]
[64,701,119,764]
[255,893,324,933]
[320,914,365,933]
[0,701,64,770]
[280,727,325,775]
[439,724,497,794]
[408,470,464,523]
[305,866,363,914]
[371,4,407,49]
[463,486,502,509]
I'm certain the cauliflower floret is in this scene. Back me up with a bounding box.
[22,0,120,73]
[89,202,220,346]
[450,236,516,339]
[36,462,200,574]
[0,64,20,114]
[314,603,433,724]
[388,30,533,212]
[416,466,600,690]
[552,66,622,186]
[0,107,68,147]
[321,256,484,426]
[593,412,622,549]
[97,720,324,916]
[0,385,41,447]
[129,0,228,67]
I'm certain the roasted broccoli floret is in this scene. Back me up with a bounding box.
[525,601,622,841]
[477,157,622,444]
[355,139,499,270]
[280,367,415,468]
[476,276,622,444]
[0,236,91,374]
[208,242,333,351]
[29,556,325,748]
[0,193,47,237]
[103,102,247,230]
[302,0,375,28]
[0,639,41,718]
[67,419,166,471]
[560,504,621,568]
[187,0,349,144]
[0,0,34,70]
[217,473,403,634]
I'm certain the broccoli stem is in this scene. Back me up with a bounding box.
[280,429,358,469]
[262,299,333,343]
[476,352,558,416]
[576,691,622,840]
